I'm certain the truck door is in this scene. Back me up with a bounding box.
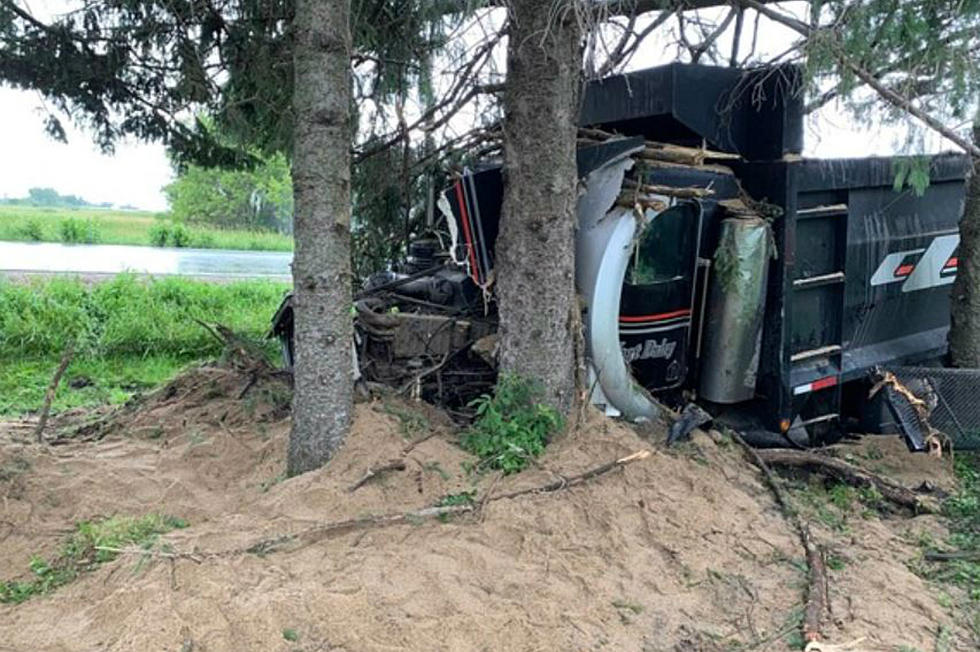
[619,201,702,391]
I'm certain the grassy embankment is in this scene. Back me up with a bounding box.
[0,275,289,416]
[0,205,293,251]
[920,453,980,639]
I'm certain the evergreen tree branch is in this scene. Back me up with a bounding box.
[741,0,980,158]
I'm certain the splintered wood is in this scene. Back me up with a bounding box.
[581,127,732,212]
[577,126,741,165]
[622,178,715,199]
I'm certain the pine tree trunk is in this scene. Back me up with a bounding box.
[948,125,980,367]
[287,0,354,475]
[495,0,583,415]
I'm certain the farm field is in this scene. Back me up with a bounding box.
[0,205,293,252]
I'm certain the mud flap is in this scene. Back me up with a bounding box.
[870,369,931,452]
[880,385,929,452]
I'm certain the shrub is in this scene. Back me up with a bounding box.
[83,219,102,244]
[148,222,170,247]
[461,375,562,474]
[59,217,84,243]
[18,218,44,241]
[58,217,101,244]
[170,222,191,247]
[191,231,216,248]
[149,221,190,247]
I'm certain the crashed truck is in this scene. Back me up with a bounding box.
[271,62,975,451]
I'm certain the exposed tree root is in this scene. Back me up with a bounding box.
[756,449,939,514]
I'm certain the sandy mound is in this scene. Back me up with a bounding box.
[0,366,973,651]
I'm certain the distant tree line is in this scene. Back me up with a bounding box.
[0,187,113,209]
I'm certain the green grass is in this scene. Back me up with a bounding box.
[0,205,293,251]
[0,275,289,415]
[787,476,886,534]
[381,399,430,439]
[0,513,188,603]
[0,274,288,358]
[912,453,980,641]
[926,455,980,588]
[0,354,189,415]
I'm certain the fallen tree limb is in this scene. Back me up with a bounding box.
[577,126,741,161]
[271,450,652,554]
[94,545,204,563]
[755,449,938,514]
[219,507,471,558]
[147,449,653,560]
[35,340,76,443]
[492,450,651,501]
[726,430,828,647]
[402,431,439,454]
[924,550,980,562]
[347,459,408,492]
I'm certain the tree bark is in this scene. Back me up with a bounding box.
[287,0,354,475]
[496,0,584,415]
[948,125,980,367]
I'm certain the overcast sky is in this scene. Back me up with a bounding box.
[0,2,959,212]
[0,88,173,211]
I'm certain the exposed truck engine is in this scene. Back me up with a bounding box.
[271,62,970,450]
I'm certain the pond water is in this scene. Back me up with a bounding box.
[0,241,292,280]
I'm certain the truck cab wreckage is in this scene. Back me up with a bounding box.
[271,63,973,451]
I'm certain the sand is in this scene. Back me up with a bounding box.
[0,365,973,651]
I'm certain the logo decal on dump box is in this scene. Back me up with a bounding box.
[622,338,677,363]
[870,234,959,292]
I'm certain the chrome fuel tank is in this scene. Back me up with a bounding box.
[698,214,772,403]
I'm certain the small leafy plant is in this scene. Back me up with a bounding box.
[460,374,562,475]
[59,217,85,243]
[438,490,476,507]
[170,222,191,247]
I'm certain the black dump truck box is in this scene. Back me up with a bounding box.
[736,156,966,437]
